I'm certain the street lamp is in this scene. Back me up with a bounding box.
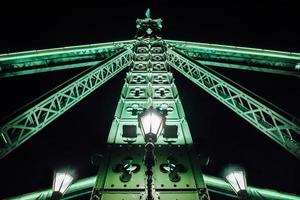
[138,107,166,143]
[225,169,251,200]
[138,107,166,200]
[52,171,74,200]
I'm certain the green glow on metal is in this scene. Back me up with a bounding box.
[0,40,135,78]
[96,39,204,199]
[0,40,134,61]
[2,12,300,200]
[167,48,300,159]
[204,175,300,200]
[166,40,300,76]
[2,39,299,78]
[197,60,300,77]
[6,176,96,200]
[7,175,300,200]
[7,190,51,200]
[0,49,133,159]
[0,61,99,78]
[1,39,299,78]
[106,41,193,146]
[66,176,96,192]
[166,40,300,59]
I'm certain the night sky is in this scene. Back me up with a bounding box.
[0,1,300,199]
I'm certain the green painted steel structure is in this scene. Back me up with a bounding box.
[167,48,300,159]
[0,40,134,78]
[6,175,300,200]
[89,36,210,199]
[0,49,132,159]
[1,39,300,160]
[1,39,299,78]
[1,10,300,200]
[166,40,300,77]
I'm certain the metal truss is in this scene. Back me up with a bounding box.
[0,49,132,159]
[166,40,300,77]
[166,48,300,159]
[0,40,134,78]
[6,175,300,200]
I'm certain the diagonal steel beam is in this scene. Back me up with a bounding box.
[195,60,300,77]
[6,175,300,200]
[166,48,300,159]
[0,40,134,78]
[0,49,133,159]
[166,40,300,77]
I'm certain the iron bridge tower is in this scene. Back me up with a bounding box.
[90,12,210,200]
[1,9,300,200]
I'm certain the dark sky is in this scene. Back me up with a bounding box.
[0,1,300,199]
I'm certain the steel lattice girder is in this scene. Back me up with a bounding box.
[3,39,300,78]
[2,39,299,78]
[166,40,300,77]
[166,48,300,159]
[0,40,134,78]
[6,175,300,200]
[0,49,133,159]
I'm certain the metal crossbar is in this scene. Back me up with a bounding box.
[0,49,132,159]
[166,40,300,77]
[167,48,300,159]
[0,40,134,77]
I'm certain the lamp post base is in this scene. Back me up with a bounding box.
[144,142,156,200]
[238,190,251,200]
[51,191,62,200]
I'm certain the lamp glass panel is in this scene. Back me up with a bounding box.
[150,111,163,135]
[226,170,246,193]
[235,171,246,190]
[53,173,65,192]
[60,174,73,194]
[141,113,151,135]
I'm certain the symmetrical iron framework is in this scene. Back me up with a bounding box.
[0,49,132,159]
[1,10,300,200]
[89,37,209,200]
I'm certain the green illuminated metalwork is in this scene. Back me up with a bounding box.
[0,40,134,77]
[6,176,96,200]
[2,11,300,200]
[2,39,299,77]
[0,49,132,159]
[204,175,300,200]
[167,48,300,159]
[166,40,300,76]
[91,34,208,199]
[196,60,300,77]
[6,175,300,200]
